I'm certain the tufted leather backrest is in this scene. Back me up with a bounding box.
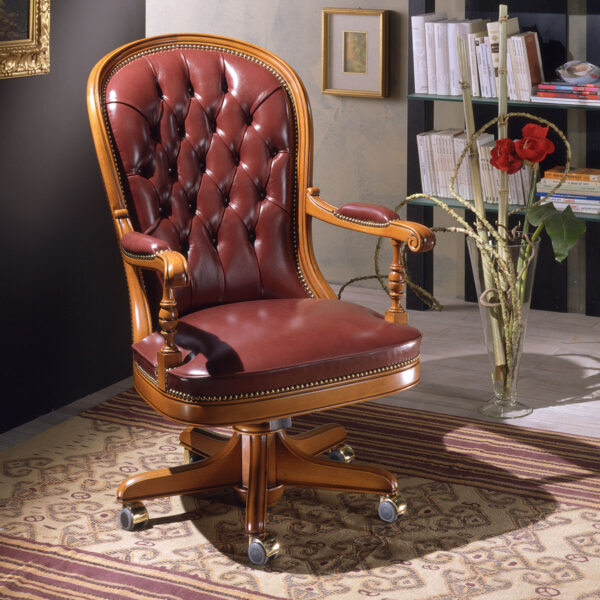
[104,45,308,313]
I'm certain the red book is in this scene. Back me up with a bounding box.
[536,90,600,100]
[538,82,600,91]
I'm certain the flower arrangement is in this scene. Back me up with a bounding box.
[340,4,587,418]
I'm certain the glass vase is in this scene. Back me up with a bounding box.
[467,237,539,419]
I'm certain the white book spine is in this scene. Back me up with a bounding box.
[411,15,429,93]
[506,38,518,100]
[467,32,481,96]
[448,22,462,96]
[425,21,437,95]
[435,21,451,96]
[424,132,437,194]
[484,37,497,97]
[475,38,490,97]
[512,35,529,101]
[416,133,429,193]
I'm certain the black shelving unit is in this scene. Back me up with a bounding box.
[406,0,599,316]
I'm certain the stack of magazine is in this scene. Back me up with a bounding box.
[537,167,600,214]
[417,129,532,205]
[531,81,600,106]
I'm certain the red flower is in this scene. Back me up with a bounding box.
[490,138,523,174]
[514,123,555,163]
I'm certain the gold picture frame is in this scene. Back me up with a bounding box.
[322,8,388,98]
[0,0,50,80]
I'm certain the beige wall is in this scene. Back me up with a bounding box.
[146,0,409,292]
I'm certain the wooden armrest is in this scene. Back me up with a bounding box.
[121,232,189,289]
[306,187,435,252]
[121,232,189,390]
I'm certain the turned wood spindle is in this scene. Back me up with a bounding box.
[385,239,408,325]
[156,287,182,389]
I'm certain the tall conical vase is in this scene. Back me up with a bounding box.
[467,237,539,418]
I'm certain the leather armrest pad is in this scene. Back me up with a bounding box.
[121,231,170,256]
[336,202,399,224]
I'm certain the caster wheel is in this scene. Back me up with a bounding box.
[328,443,355,463]
[248,534,280,566]
[183,448,203,464]
[119,502,149,531]
[378,494,407,523]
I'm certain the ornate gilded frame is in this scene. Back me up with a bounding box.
[322,8,388,98]
[0,0,50,79]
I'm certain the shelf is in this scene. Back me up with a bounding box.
[408,196,600,222]
[408,93,600,111]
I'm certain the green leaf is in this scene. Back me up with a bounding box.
[544,206,587,263]
[527,202,559,226]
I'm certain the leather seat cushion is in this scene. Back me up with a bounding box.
[133,298,421,400]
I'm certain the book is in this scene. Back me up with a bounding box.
[538,80,600,91]
[536,191,600,201]
[411,12,447,93]
[539,177,600,190]
[416,130,438,194]
[435,20,455,96]
[425,20,439,95]
[475,36,491,97]
[531,95,600,106]
[512,31,544,100]
[467,32,482,96]
[447,20,464,96]
[544,166,600,182]
[535,91,600,100]
[486,17,520,90]
[432,128,463,196]
[456,20,488,96]
[484,37,497,97]
[541,199,600,214]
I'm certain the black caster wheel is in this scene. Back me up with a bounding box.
[119,502,149,531]
[378,494,407,523]
[328,443,355,463]
[248,534,280,566]
[183,448,204,464]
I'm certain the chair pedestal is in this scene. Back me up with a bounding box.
[117,421,401,554]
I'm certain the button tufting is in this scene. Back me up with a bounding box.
[156,81,164,100]
[223,196,230,206]
[159,204,168,217]
[248,231,256,244]
[246,114,253,126]
[168,165,177,178]
[270,147,278,158]
[211,236,218,248]
[187,82,194,96]
[221,79,228,93]
[209,119,217,133]
[233,155,240,166]
[178,126,186,139]
[259,191,266,200]
[199,160,206,173]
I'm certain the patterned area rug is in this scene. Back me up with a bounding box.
[1,390,600,599]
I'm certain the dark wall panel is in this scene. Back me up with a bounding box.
[0,0,145,432]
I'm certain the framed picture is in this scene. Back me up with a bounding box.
[322,8,388,98]
[0,0,50,79]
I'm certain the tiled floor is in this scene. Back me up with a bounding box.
[1,288,599,450]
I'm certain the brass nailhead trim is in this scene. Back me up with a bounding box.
[333,212,391,228]
[135,354,419,404]
[102,42,314,298]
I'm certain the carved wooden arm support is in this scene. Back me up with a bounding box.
[306,188,436,324]
[121,232,189,389]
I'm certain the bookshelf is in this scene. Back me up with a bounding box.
[407,0,599,317]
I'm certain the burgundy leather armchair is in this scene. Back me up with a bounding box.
[88,34,434,566]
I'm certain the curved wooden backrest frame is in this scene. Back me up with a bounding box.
[87,33,336,343]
